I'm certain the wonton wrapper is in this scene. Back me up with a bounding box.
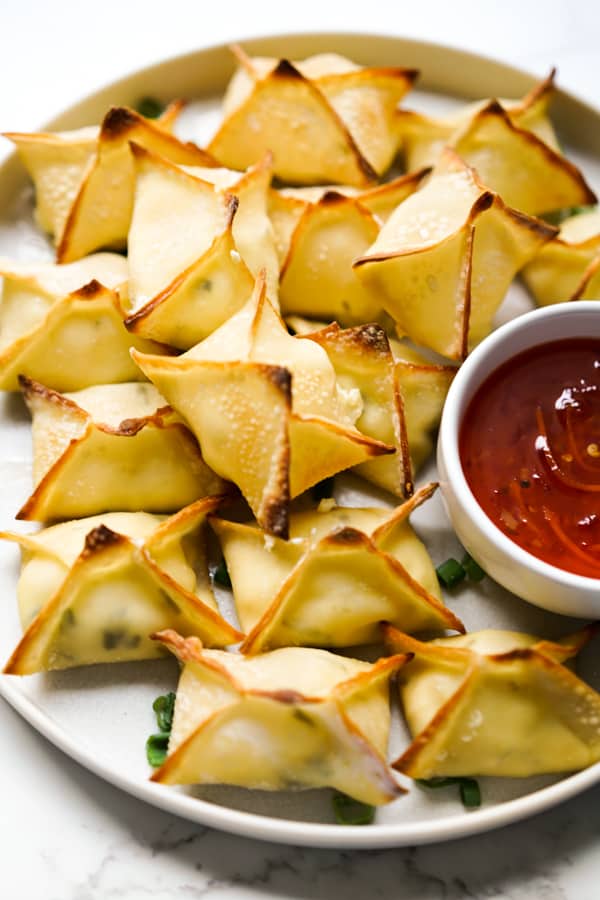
[522,208,600,305]
[18,379,225,521]
[298,322,412,496]
[208,46,417,186]
[2,498,241,674]
[389,340,456,470]
[354,150,557,360]
[448,101,596,217]
[212,483,463,654]
[125,147,278,348]
[270,171,428,326]
[3,101,189,248]
[150,629,407,804]
[132,273,394,538]
[288,317,456,472]
[384,624,600,778]
[182,153,280,302]
[0,253,167,391]
[396,71,560,172]
[51,107,216,262]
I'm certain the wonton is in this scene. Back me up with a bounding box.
[271,170,428,326]
[4,101,185,244]
[448,101,595,217]
[18,379,225,521]
[48,107,216,262]
[0,254,166,391]
[288,317,456,473]
[396,71,560,171]
[2,498,241,674]
[132,273,394,538]
[212,483,463,654]
[208,45,417,186]
[385,624,600,778]
[150,629,408,805]
[522,208,600,305]
[125,147,279,348]
[354,149,557,360]
[297,321,412,496]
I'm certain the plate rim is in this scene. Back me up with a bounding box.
[1,30,600,850]
[3,671,600,849]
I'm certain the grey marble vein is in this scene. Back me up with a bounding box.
[45,750,600,900]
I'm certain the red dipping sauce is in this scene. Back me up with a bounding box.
[460,339,600,579]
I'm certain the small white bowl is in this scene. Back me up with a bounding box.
[437,301,600,618]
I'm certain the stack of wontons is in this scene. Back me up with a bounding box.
[2,46,600,812]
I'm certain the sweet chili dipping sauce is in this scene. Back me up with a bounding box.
[460,339,600,579]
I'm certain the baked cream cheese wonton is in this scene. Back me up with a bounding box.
[150,629,408,805]
[522,207,600,305]
[133,273,397,538]
[18,380,225,521]
[271,169,428,326]
[395,69,561,171]
[3,100,185,246]
[211,483,463,654]
[354,150,557,360]
[124,147,281,349]
[0,253,166,391]
[385,624,600,779]
[288,316,456,474]
[208,45,417,185]
[2,498,242,674]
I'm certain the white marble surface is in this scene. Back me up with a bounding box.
[2,1,600,897]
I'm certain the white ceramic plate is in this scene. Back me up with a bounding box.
[1,33,600,850]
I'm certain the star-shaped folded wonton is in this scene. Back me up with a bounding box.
[296,321,412,496]
[3,101,191,250]
[211,483,463,654]
[523,208,600,305]
[446,100,595,217]
[289,317,456,473]
[384,624,600,778]
[2,497,242,674]
[40,107,216,263]
[354,150,557,360]
[396,70,560,172]
[268,170,428,327]
[208,45,417,186]
[124,146,278,349]
[150,629,408,805]
[0,253,167,391]
[18,379,225,521]
[132,273,394,538]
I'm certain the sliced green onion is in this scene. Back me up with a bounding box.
[461,553,486,582]
[146,691,176,767]
[213,559,232,588]
[146,732,169,768]
[135,96,165,119]
[417,776,481,809]
[436,557,466,587]
[332,792,376,825]
[153,691,176,733]
[459,778,481,808]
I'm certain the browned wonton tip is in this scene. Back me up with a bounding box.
[82,524,126,556]
[470,100,597,206]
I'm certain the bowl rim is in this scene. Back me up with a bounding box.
[438,300,600,591]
